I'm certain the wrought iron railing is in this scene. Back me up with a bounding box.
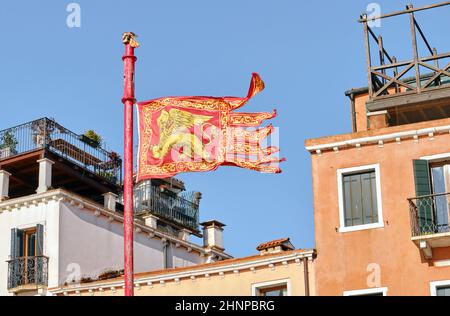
[408,192,450,237]
[119,181,200,231]
[7,256,49,290]
[0,118,122,184]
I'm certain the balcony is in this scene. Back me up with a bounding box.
[0,118,122,185]
[0,118,122,200]
[408,192,450,259]
[7,256,49,293]
[121,181,200,233]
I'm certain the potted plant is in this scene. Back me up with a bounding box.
[108,151,121,165]
[31,118,58,147]
[98,171,117,183]
[0,131,18,158]
[81,130,103,148]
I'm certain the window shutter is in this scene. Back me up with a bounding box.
[10,228,19,259]
[413,160,433,232]
[413,160,431,197]
[10,228,22,289]
[36,224,44,256]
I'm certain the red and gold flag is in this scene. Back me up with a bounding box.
[136,73,284,181]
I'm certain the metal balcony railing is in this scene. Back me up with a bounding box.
[0,118,122,184]
[119,182,200,231]
[7,256,49,290]
[408,192,450,237]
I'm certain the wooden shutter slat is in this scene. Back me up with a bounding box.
[413,160,433,232]
[10,228,18,259]
[36,224,44,256]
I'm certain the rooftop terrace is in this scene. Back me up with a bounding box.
[0,117,122,200]
[357,2,450,127]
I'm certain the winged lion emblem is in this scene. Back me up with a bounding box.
[152,108,216,161]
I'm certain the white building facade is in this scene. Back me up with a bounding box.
[0,188,230,296]
[0,118,231,296]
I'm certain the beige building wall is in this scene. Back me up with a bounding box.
[51,250,315,296]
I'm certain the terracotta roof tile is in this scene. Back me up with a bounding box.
[256,238,292,251]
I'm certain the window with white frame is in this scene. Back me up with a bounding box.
[252,279,291,296]
[430,280,450,296]
[337,164,384,232]
[343,287,388,296]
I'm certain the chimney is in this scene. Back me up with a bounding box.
[0,170,11,201]
[103,192,118,212]
[201,220,225,251]
[256,238,295,255]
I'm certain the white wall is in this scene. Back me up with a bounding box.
[1,192,208,295]
[58,201,205,286]
[0,199,60,296]
[172,246,203,269]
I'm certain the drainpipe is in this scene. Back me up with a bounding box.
[303,257,310,296]
[349,93,357,132]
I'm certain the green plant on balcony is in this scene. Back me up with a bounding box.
[82,130,103,148]
[0,131,18,157]
[98,171,117,183]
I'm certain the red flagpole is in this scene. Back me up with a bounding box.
[121,32,138,297]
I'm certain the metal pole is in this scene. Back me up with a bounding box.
[303,257,310,296]
[121,32,138,296]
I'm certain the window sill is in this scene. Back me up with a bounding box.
[338,222,384,233]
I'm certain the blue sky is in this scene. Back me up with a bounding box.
[1,1,449,257]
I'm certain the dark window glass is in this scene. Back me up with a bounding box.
[259,285,287,296]
[437,286,450,296]
[431,165,450,233]
[27,233,36,257]
[355,292,383,296]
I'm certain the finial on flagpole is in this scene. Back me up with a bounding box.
[122,32,140,48]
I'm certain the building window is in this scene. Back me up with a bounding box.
[436,286,450,296]
[9,224,46,289]
[11,225,44,259]
[252,279,291,296]
[259,285,288,296]
[163,242,173,269]
[337,164,384,233]
[413,156,450,234]
[343,287,388,296]
[430,281,450,296]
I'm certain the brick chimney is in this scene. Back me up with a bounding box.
[200,220,225,251]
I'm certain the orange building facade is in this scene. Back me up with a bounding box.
[305,3,450,296]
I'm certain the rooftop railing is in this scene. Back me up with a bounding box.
[360,3,450,101]
[0,118,122,184]
[119,181,200,232]
[408,192,450,237]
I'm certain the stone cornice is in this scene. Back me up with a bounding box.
[305,124,450,154]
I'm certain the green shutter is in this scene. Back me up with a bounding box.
[10,228,22,289]
[36,224,44,256]
[10,228,18,259]
[413,160,433,233]
[413,160,432,197]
